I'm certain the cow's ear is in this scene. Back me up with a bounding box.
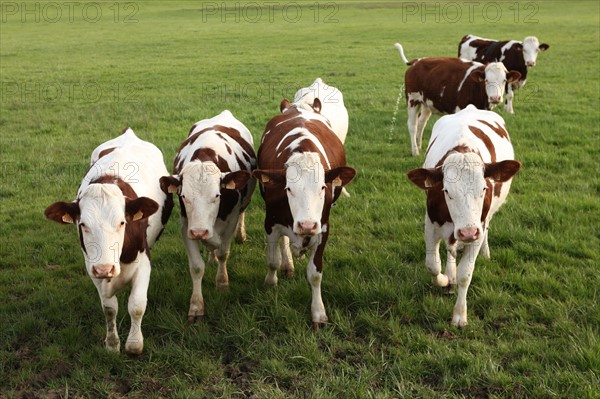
[470,69,486,82]
[221,170,252,190]
[159,175,181,194]
[253,169,285,186]
[484,160,522,182]
[312,98,322,113]
[125,197,159,222]
[407,167,443,190]
[539,43,549,51]
[325,166,356,188]
[45,201,80,224]
[280,99,291,113]
[506,70,521,83]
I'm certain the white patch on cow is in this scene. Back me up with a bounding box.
[522,36,541,66]
[178,161,223,241]
[482,62,511,106]
[293,78,349,144]
[78,183,127,278]
[440,152,486,240]
[284,152,327,236]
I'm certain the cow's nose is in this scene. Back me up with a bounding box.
[189,228,209,240]
[457,228,480,242]
[296,221,319,236]
[92,264,117,279]
[526,61,535,67]
[489,96,501,104]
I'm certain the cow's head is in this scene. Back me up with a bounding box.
[407,152,521,243]
[471,62,521,106]
[522,36,549,67]
[254,152,355,237]
[44,183,158,279]
[160,160,251,241]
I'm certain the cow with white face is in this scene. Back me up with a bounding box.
[394,43,521,156]
[45,128,173,354]
[407,105,521,327]
[293,78,349,144]
[458,35,549,113]
[254,98,356,328]
[160,110,256,322]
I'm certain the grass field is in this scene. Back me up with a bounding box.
[1,1,599,398]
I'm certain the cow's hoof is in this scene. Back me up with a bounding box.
[105,336,120,352]
[188,314,205,323]
[125,341,143,356]
[451,315,468,328]
[311,321,328,331]
[216,282,229,291]
[444,284,456,295]
[281,268,295,278]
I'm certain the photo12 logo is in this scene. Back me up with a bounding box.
[400,2,540,23]
[1,2,139,23]
[200,2,339,23]
[1,81,139,103]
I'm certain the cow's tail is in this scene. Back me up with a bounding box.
[394,43,410,65]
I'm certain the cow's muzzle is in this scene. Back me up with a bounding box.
[295,220,319,236]
[189,228,210,241]
[92,264,117,279]
[457,228,480,242]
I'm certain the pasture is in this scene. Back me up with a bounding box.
[1,1,598,397]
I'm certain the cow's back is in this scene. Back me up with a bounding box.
[259,107,346,171]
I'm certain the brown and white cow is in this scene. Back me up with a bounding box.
[407,105,521,327]
[394,43,521,156]
[458,35,549,113]
[159,110,256,322]
[253,98,356,328]
[45,128,173,354]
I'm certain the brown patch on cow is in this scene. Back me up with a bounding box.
[190,148,231,173]
[78,222,87,254]
[161,192,174,227]
[98,147,116,159]
[463,37,528,84]
[425,182,452,226]
[435,145,474,168]
[425,137,437,157]
[88,175,150,264]
[404,58,489,114]
[468,126,496,162]
[481,180,494,222]
[448,232,457,245]
[493,182,503,198]
[477,119,509,140]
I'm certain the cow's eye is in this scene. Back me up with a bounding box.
[285,187,291,193]
[321,185,326,191]
[180,194,186,199]
[120,221,126,227]
[215,193,221,199]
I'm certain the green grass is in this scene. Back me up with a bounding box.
[1,1,599,397]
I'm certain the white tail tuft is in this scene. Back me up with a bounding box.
[394,43,410,65]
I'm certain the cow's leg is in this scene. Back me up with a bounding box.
[264,232,282,287]
[452,242,482,327]
[181,218,206,322]
[406,99,420,156]
[235,211,247,243]
[280,235,295,278]
[415,106,432,152]
[479,228,490,259]
[445,243,458,294]
[125,257,150,355]
[215,242,231,290]
[307,234,328,329]
[425,219,448,287]
[98,292,120,352]
[504,84,515,114]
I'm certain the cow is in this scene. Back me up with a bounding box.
[458,35,549,113]
[159,110,256,323]
[44,128,173,354]
[407,105,521,327]
[394,43,521,157]
[253,98,356,328]
[293,77,349,144]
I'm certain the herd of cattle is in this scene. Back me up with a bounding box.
[44,34,548,354]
